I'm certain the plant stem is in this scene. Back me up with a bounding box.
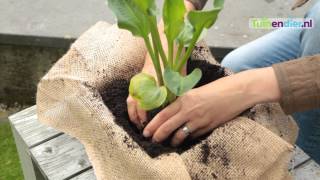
[150,26,162,80]
[151,38,162,82]
[168,40,174,68]
[176,29,202,71]
[143,37,164,86]
[174,43,184,69]
[149,17,168,68]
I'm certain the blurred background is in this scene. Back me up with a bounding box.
[0,0,314,179]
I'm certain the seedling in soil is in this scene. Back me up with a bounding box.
[108,0,224,111]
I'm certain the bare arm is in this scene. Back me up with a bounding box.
[144,56,320,146]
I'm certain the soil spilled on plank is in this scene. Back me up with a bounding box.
[100,60,227,158]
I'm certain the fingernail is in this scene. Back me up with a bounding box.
[143,130,151,137]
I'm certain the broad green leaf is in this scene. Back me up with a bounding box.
[108,0,150,38]
[129,73,167,110]
[177,20,208,47]
[163,0,186,42]
[187,8,221,32]
[174,1,224,71]
[176,19,194,46]
[164,68,202,96]
[132,0,157,16]
[176,0,224,45]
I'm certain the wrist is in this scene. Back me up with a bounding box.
[243,67,281,105]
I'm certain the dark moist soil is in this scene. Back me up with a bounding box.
[100,60,227,158]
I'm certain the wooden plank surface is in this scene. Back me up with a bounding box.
[70,169,96,180]
[290,146,311,170]
[10,122,38,180]
[293,160,320,180]
[30,134,92,180]
[9,106,62,148]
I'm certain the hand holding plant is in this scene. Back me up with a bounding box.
[126,4,190,127]
[108,0,224,126]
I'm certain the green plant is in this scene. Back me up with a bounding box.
[108,0,224,110]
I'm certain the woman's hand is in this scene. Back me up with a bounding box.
[142,67,281,146]
[127,53,158,128]
[127,48,187,128]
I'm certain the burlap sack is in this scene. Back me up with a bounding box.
[37,22,298,180]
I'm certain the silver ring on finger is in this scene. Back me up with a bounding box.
[182,125,191,136]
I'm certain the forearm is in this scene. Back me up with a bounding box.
[196,67,281,112]
[242,67,281,105]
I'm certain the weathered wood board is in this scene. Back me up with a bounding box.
[290,146,311,170]
[70,169,96,180]
[9,106,61,148]
[30,134,92,180]
[293,160,320,180]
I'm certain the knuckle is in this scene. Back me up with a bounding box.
[182,91,197,103]
[159,125,172,136]
[161,126,171,135]
[192,109,204,118]
[157,111,168,120]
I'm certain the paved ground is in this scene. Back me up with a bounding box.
[0,0,315,48]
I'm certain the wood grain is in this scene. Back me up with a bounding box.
[70,169,96,180]
[293,160,320,180]
[30,134,92,180]
[9,106,61,148]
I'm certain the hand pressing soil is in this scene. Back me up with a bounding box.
[100,60,227,158]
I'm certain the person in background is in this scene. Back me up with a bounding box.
[127,0,320,164]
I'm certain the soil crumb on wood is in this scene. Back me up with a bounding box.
[100,60,227,158]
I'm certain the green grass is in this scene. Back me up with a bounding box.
[0,122,23,180]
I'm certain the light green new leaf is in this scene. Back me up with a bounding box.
[188,8,221,32]
[177,0,224,45]
[132,0,157,16]
[108,0,150,38]
[163,0,186,42]
[177,20,208,47]
[176,19,194,46]
[129,73,167,110]
[175,0,224,71]
[164,68,202,96]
